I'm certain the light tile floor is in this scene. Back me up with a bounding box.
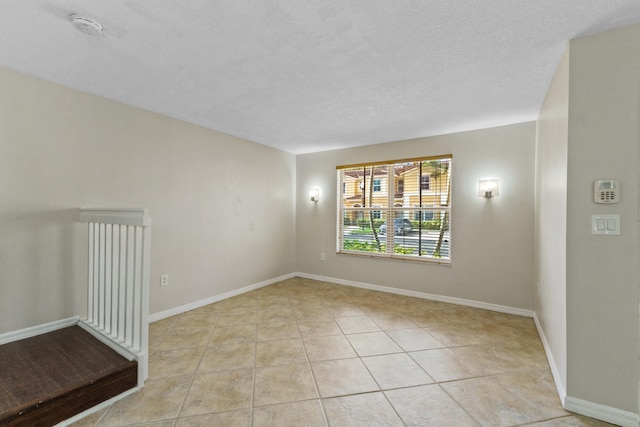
[71,277,616,426]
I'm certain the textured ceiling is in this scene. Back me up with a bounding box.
[2,1,640,154]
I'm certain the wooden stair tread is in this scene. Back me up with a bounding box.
[0,326,137,426]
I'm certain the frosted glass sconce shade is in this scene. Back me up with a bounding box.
[478,178,499,198]
[309,187,320,202]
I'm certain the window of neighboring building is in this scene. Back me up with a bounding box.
[336,155,452,263]
[414,210,435,221]
[421,174,430,190]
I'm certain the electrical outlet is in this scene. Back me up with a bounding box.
[320,252,326,261]
[160,274,169,286]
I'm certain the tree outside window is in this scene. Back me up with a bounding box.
[336,155,452,263]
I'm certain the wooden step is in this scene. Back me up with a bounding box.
[0,326,138,426]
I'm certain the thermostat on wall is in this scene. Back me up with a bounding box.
[593,179,619,204]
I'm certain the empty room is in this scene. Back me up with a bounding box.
[1,1,639,426]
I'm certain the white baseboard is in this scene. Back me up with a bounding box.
[76,320,137,362]
[8,274,637,427]
[533,315,638,426]
[54,386,140,427]
[2,273,297,340]
[299,272,640,426]
[564,396,639,427]
[0,316,80,345]
[0,316,141,427]
[148,272,296,322]
[532,312,567,406]
[295,272,534,318]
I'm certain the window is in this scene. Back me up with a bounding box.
[421,174,430,190]
[337,155,452,263]
[414,210,434,221]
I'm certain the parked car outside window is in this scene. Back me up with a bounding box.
[379,218,413,235]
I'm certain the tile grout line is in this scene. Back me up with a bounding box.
[372,301,482,426]
[436,381,484,426]
[84,278,576,427]
[171,311,219,424]
[248,305,258,426]
[98,315,185,426]
[354,309,445,426]
[157,315,185,427]
[317,285,408,425]
[289,285,331,427]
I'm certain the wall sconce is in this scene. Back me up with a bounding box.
[309,187,320,202]
[478,178,499,198]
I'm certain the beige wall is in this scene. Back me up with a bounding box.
[0,68,296,334]
[536,23,640,416]
[535,46,570,396]
[565,24,639,413]
[296,122,536,309]
[4,23,638,417]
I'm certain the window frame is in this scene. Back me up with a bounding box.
[336,154,452,264]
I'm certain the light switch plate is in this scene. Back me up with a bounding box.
[591,214,620,235]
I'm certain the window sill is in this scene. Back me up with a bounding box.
[336,250,451,266]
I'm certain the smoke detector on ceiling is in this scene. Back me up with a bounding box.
[70,14,103,36]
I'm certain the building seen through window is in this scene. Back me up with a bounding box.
[336,155,452,263]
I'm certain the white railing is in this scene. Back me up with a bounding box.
[78,208,151,387]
